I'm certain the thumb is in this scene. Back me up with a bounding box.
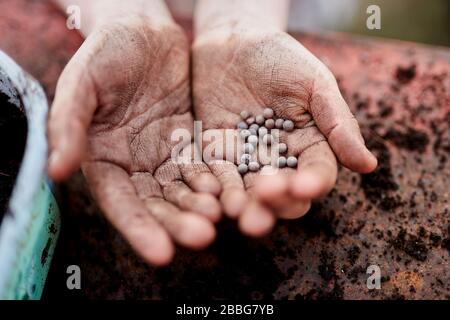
[47,55,97,181]
[309,75,377,173]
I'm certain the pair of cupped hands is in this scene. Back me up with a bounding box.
[47,15,377,266]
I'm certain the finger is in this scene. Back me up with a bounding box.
[290,141,338,199]
[256,124,324,189]
[277,199,311,219]
[181,165,222,196]
[208,161,248,219]
[253,169,310,219]
[162,180,221,223]
[155,160,221,222]
[254,170,290,207]
[242,171,259,196]
[310,78,377,173]
[239,172,276,236]
[143,197,216,250]
[238,201,275,237]
[132,170,216,250]
[178,143,222,196]
[48,52,97,181]
[82,162,174,266]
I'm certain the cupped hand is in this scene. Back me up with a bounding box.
[192,28,377,236]
[47,17,222,265]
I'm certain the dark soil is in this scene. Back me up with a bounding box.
[0,69,27,223]
[389,228,429,262]
[395,64,416,84]
[384,126,430,153]
[360,134,401,210]
[156,220,285,300]
[346,245,361,265]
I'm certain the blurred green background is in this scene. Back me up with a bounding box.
[169,0,449,46]
[287,0,450,47]
[347,0,450,46]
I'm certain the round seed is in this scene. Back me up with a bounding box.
[248,161,260,172]
[240,154,252,164]
[283,120,294,132]
[275,118,284,129]
[263,108,274,119]
[237,121,249,130]
[246,117,255,125]
[238,163,249,174]
[256,115,265,125]
[247,135,258,146]
[243,143,255,154]
[278,143,288,154]
[287,156,298,168]
[240,129,251,140]
[277,156,287,168]
[262,134,273,146]
[265,119,275,129]
[240,111,250,119]
[258,127,268,137]
[249,126,258,135]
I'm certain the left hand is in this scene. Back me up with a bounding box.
[192,27,377,237]
[47,16,221,266]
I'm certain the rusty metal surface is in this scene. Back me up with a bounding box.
[0,0,448,300]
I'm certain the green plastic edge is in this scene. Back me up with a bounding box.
[2,180,60,300]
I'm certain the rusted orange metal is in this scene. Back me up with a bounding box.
[0,0,448,299]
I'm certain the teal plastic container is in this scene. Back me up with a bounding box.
[0,51,60,300]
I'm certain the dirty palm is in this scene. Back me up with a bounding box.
[48,21,222,266]
[47,1,377,265]
[192,29,377,236]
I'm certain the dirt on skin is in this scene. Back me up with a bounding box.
[7,0,445,299]
[0,69,27,223]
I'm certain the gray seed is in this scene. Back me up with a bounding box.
[247,135,258,146]
[258,126,268,137]
[262,134,273,146]
[263,108,274,119]
[246,117,255,125]
[237,121,249,130]
[278,143,288,154]
[255,115,265,125]
[240,154,252,164]
[277,156,287,168]
[240,129,251,140]
[287,156,298,168]
[243,143,255,154]
[275,118,284,129]
[248,161,260,172]
[283,120,294,132]
[249,124,259,131]
[238,163,249,174]
[249,128,258,136]
[265,119,275,129]
[240,111,250,119]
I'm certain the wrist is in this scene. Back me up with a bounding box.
[193,22,284,49]
[55,0,175,36]
[89,12,179,37]
[194,0,289,39]
[198,18,281,38]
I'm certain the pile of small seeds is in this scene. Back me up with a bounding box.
[237,108,298,175]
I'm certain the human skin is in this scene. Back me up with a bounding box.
[48,0,223,266]
[193,0,378,236]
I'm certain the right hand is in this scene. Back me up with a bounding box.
[192,26,377,237]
